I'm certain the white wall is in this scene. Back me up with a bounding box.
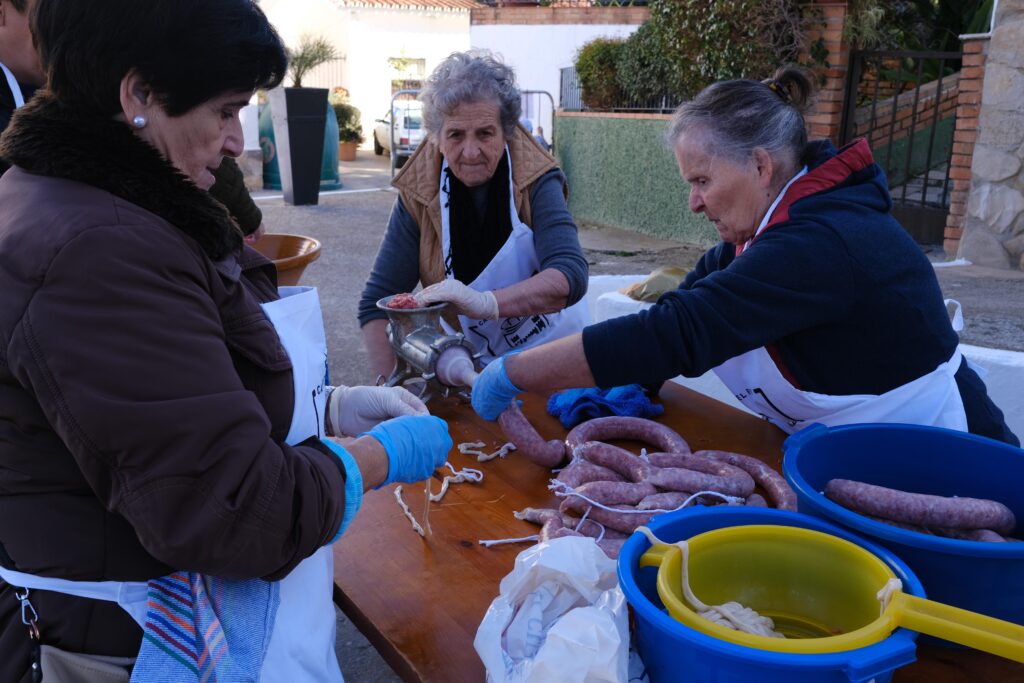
[343,8,470,146]
[471,23,641,137]
[259,0,471,149]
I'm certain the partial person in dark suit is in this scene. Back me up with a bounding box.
[0,0,43,170]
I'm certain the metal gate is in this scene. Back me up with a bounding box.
[839,49,962,245]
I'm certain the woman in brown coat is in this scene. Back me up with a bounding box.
[0,0,450,679]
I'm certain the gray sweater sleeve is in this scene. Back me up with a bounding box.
[357,197,422,327]
[356,167,588,327]
[529,168,589,306]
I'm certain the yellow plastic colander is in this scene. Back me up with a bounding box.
[639,525,1024,661]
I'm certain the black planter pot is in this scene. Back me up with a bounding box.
[268,86,328,206]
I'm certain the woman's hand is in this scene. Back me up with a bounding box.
[470,355,523,421]
[327,385,429,437]
[362,415,452,487]
[417,280,498,320]
[243,222,266,245]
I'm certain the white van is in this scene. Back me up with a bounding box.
[373,102,424,166]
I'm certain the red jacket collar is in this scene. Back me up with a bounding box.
[764,138,875,230]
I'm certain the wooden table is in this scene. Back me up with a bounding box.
[332,383,1023,682]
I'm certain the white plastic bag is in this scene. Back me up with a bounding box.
[474,536,629,683]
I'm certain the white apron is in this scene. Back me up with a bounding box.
[0,286,343,681]
[0,61,26,109]
[712,170,969,435]
[439,148,590,365]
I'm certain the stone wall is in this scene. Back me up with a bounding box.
[958,0,1024,270]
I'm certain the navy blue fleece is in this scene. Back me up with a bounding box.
[582,140,1017,445]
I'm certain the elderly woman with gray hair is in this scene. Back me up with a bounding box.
[359,50,589,378]
[470,66,1018,446]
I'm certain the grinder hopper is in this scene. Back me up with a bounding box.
[376,295,481,401]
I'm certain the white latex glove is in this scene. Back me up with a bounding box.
[416,279,499,320]
[326,385,430,437]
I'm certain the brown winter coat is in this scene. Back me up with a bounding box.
[0,93,346,679]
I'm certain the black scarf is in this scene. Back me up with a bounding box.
[0,90,242,260]
[445,151,512,284]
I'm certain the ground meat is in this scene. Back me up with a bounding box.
[386,293,420,309]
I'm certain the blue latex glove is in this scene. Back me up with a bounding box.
[362,415,452,488]
[471,355,523,421]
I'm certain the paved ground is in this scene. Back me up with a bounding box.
[254,150,1024,681]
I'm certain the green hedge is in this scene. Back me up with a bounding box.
[554,114,718,245]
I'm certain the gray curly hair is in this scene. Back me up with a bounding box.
[666,66,814,172]
[420,50,522,139]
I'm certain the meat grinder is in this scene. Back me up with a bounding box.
[376,295,481,401]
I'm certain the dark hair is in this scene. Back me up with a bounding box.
[8,0,29,12]
[420,50,521,139]
[32,0,286,117]
[666,66,814,173]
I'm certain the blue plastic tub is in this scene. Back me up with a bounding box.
[783,423,1024,630]
[618,507,923,683]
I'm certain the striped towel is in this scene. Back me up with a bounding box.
[130,572,280,682]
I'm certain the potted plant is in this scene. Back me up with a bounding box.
[332,99,364,162]
[267,34,336,205]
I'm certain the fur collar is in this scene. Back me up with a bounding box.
[0,91,242,260]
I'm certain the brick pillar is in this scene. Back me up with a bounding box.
[943,38,987,257]
[800,0,850,144]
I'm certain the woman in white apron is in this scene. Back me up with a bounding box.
[422,148,590,365]
[358,50,589,378]
[0,2,450,680]
[1,286,446,681]
[468,66,1018,447]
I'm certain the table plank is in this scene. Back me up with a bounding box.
[332,383,1023,682]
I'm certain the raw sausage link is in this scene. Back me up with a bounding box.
[540,516,569,541]
[574,480,659,506]
[825,479,1016,535]
[647,452,756,491]
[555,459,625,489]
[549,526,583,540]
[514,507,561,526]
[566,416,690,455]
[646,466,755,497]
[745,493,768,508]
[561,514,628,540]
[516,508,630,545]
[699,450,798,511]
[574,441,650,482]
[935,527,1006,543]
[597,536,626,560]
[865,515,1007,543]
[558,498,657,534]
[498,400,567,468]
[551,525,626,559]
[637,490,695,511]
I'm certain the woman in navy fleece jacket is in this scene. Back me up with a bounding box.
[470,66,1018,445]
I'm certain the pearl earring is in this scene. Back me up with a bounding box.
[132,115,147,129]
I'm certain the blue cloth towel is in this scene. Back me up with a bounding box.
[547,384,664,428]
[130,572,279,682]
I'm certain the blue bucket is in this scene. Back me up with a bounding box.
[783,423,1024,629]
[618,507,923,683]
